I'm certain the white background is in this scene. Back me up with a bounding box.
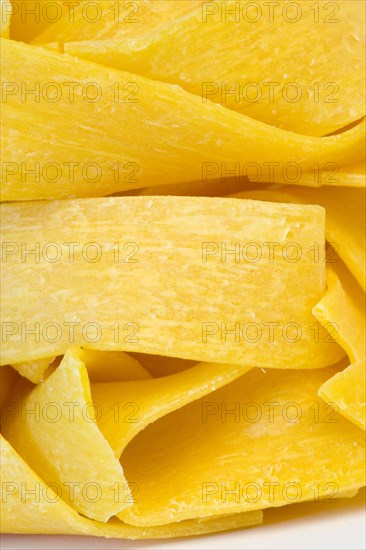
[2,488,365,550]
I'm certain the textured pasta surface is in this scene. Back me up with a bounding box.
[0,0,364,541]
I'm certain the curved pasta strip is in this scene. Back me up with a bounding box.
[118,366,365,527]
[2,1,364,541]
[1,348,260,532]
[32,1,201,45]
[313,267,365,363]
[46,1,366,136]
[313,266,365,429]
[1,38,364,201]
[319,360,365,431]
[79,349,151,382]
[254,163,366,188]
[92,360,251,459]
[1,196,344,368]
[1,348,130,522]
[0,435,263,537]
[138,165,365,196]
[9,350,151,385]
[245,163,366,188]
[232,187,366,291]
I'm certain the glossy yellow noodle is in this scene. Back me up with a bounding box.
[9,350,151,385]
[319,360,365,431]
[232,186,366,291]
[1,0,364,540]
[0,197,344,368]
[313,266,365,430]
[138,164,366,192]
[1,38,364,201]
[259,163,366,188]
[44,0,366,137]
[1,347,258,526]
[2,348,130,522]
[92,358,252,460]
[0,435,262,536]
[118,366,365,526]
[33,1,201,45]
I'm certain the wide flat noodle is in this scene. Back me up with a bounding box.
[49,0,366,136]
[33,1,201,45]
[11,350,151,385]
[118,366,365,527]
[1,347,259,530]
[230,191,364,427]
[319,360,365,431]
[251,163,366,189]
[92,360,251,459]
[314,267,365,363]
[233,187,366,291]
[1,38,364,200]
[1,196,344,368]
[314,266,365,429]
[138,165,365,194]
[0,435,262,537]
[1,348,129,521]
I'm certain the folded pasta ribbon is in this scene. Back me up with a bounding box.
[1,197,344,369]
[1,38,364,200]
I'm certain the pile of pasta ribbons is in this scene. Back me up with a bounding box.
[0,0,365,541]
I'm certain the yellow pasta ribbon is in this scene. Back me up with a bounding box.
[33,0,365,136]
[1,197,344,368]
[1,38,364,200]
[118,366,365,526]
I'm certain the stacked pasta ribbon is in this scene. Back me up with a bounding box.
[0,0,365,540]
